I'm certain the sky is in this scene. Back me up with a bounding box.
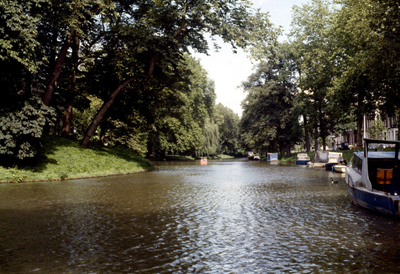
[192,0,308,117]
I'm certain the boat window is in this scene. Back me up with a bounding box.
[368,151,397,159]
[352,155,362,173]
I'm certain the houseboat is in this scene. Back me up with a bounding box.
[345,138,400,216]
[296,153,311,165]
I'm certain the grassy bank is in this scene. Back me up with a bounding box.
[0,135,154,183]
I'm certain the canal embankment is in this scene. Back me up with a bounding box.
[0,135,154,183]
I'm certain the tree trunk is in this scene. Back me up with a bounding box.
[279,139,284,156]
[322,135,326,151]
[61,36,79,137]
[80,78,134,147]
[356,114,363,149]
[314,124,319,152]
[43,30,76,106]
[303,115,310,152]
[285,143,291,157]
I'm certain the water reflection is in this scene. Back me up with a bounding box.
[1,160,400,273]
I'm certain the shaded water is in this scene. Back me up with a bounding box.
[1,159,400,273]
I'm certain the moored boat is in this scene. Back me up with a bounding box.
[333,164,346,173]
[312,151,329,168]
[296,153,310,165]
[267,153,279,162]
[253,155,261,160]
[345,138,400,216]
[324,152,343,170]
[247,151,254,160]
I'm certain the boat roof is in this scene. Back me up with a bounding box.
[364,138,400,145]
[354,150,400,160]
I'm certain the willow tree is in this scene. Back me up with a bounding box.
[197,118,220,157]
[215,103,240,155]
[80,0,280,147]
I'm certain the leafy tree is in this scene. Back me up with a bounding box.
[0,0,46,71]
[0,0,60,163]
[240,43,299,156]
[0,97,56,164]
[289,0,337,151]
[215,103,240,155]
[330,0,388,148]
[197,118,220,157]
[367,0,400,139]
[367,117,387,140]
[79,0,279,147]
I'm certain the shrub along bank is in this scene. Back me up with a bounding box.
[0,135,154,183]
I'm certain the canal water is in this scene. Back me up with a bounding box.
[1,159,400,273]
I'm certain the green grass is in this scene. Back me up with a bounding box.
[0,135,154,183]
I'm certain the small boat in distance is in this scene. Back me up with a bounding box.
[296,153,310,165]
[253,155,261,161]
[247,151,254,160]
[267,153,279,162]
[345,138,400,216]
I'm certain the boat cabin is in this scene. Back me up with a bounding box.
[351,140,400,195]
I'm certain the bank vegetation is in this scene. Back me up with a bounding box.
[1,0,400,176]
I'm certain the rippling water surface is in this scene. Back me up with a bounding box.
[1,159,400,273]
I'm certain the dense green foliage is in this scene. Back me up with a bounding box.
[241,43,299,156]
[240,0,400,155]
[1,0,277,165]
[0,98,56,163]
[215,103,240,155]
[2,0,400,171]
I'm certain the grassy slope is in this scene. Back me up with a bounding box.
[0,135,154,183]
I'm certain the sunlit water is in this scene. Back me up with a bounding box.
[1,159,400,273]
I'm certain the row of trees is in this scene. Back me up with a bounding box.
[3,0,399,163]
[239,0,400,156]
[0,0,274,163]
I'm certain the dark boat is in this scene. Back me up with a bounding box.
[345,138,400,216]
